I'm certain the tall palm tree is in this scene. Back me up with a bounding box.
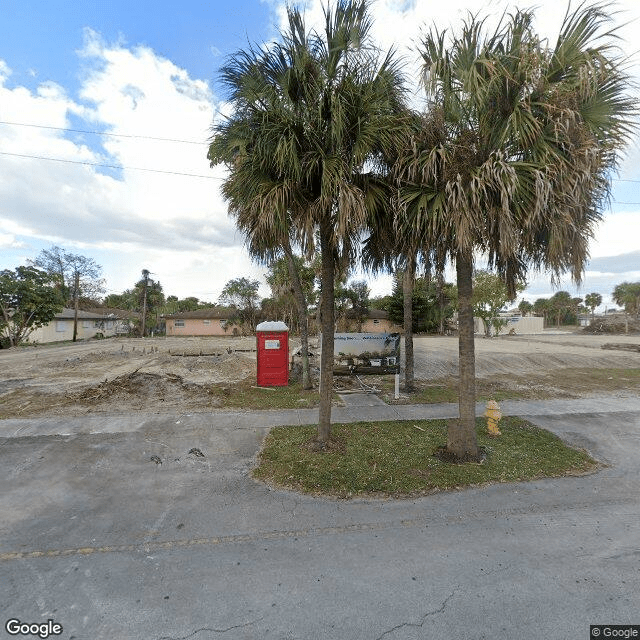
[398,5,635,459]
[209,1,406,441]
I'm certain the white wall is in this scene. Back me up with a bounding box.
[475,315,544,335]
[27,318,118,343]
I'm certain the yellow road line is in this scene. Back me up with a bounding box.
[0,520,408,562]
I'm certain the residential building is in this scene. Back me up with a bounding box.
[163,308,244,336]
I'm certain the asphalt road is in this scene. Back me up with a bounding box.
[1,397,639,640]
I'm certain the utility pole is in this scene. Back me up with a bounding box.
[141,269,150,337]
[72,271,80,342]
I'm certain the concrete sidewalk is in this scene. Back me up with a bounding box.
[2,393,640,439]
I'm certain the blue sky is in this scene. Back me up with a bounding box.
[1,0,639,308]
[1,1,273,92]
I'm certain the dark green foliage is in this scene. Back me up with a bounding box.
[613,282,640,318]
[386,275,453,333]
[0,266,64,346]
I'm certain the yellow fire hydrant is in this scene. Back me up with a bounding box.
[485,400,502,436]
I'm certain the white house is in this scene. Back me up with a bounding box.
[27,308,124,343]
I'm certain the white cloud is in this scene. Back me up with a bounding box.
[591,212,640,258]
[0,37,256,302]
[0,234,26,250]
[0,59,12,79]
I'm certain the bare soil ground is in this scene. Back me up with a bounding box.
[0,336,261,417]
[1,331,640,417]
[412,332,640,380]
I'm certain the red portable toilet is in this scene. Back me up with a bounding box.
[256,321,289,387]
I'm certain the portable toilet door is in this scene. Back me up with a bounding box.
[256,321,289,387]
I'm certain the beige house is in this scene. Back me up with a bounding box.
[330,309,403,334]
[164,308,244,336]
[28,308,121,343]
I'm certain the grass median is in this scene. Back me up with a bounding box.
[253,416,598,498]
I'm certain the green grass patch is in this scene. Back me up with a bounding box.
[207,378,334,410]
[253,416,598,498]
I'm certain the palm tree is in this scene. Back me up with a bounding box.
[584,293,602,322]
[518,299,533,317]
[361,107,443,392]
[209,1,406,442]
[397,5,635,459]
[613,282,640,319]
[533,298,551,327]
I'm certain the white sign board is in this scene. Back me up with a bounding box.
[329,333,401,374]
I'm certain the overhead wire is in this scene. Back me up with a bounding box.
[0,150,224,180]
[0,120,207,144]
[0,120,639,194]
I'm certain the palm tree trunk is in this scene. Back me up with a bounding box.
[283,240,312,390]
[448,250,479,459]
[403,253,416,391]
[318,220,335,442]
[437,269,445,334]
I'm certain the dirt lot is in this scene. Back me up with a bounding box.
[1,331,640,417]
[412,331,640,379]
[0,336,263,417]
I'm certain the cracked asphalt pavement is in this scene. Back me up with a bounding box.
[1,397,640,639]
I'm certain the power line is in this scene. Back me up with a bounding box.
[0,150,224,180]
[1,119,640,181]
[0,120,206,145]
[0,146,638,192]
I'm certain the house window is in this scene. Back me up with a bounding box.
[56,321,67,332]
[373,319,380,324]
[94,321,101,328]
[83,320,91,328]
[174,320,185,328]
[203,320,211,325]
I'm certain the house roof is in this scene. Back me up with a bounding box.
[163,307,236,320]
[53,308,106,320]
[85,307,141,320]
